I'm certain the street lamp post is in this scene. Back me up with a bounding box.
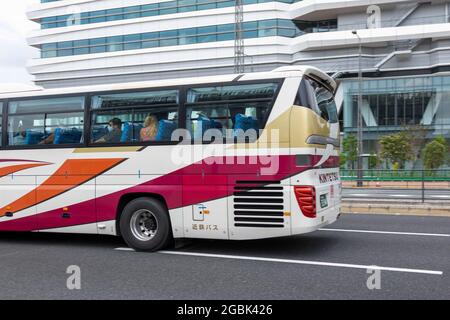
[352,30,364,187]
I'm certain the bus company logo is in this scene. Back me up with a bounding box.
[198,204,209,215]
[192,224,219,231]
[319,172,339,183]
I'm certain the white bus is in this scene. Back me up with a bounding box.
[0,66,341,251]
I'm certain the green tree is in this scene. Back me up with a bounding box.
[436,136,450,166]
[342,134,357,169]
[368,154,378,169]
[403,125,427,162]
[339,154,347,168]
[379,132,413,169]
[422,137,448,170]
[434,135,448,147]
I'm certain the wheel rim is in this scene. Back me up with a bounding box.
[130,209,159,241]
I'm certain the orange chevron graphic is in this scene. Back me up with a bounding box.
[0,163,50,178]
[0,158,124,217]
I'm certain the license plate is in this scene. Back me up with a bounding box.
[320,194,328,208]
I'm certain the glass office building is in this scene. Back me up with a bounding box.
[25,0,450,167]
[343,76,450,154]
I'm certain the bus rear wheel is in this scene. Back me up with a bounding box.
[119,197,172,252]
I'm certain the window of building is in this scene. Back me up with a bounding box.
[347,89,434,128]
[294,19,338,33]
[90,90,179,144]
[413,92,423,125]
[341,76,450,160]
[123,6,141,19]
[89,10,106,23]
[7,97,85,146]
[368,95,378,127]
[404,93,414,125]
[124,34,142,50]
[106,8,124,21]
[386,94,396,126]
[397,93,406,126]
[258,20,278,37]
[40,19,300,58]
[141,4,159,17]
[40,1,302,29]
[107,36,124,52]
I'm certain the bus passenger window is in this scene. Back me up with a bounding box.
[186,103,271,142]
[186,83,278,142]
[90,90,179,144]
[7,97,85,147]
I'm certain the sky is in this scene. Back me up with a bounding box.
[0,0,39,90]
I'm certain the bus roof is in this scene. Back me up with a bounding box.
[0,66,336,100]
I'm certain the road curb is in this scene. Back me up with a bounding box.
[341,201,450,217]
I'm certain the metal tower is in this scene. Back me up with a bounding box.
[234,0,245,74]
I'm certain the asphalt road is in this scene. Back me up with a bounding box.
[343,188,450,200]
[0,214,449,300]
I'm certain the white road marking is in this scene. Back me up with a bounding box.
[391,194,410,197]
[432,195,450,198]
[114,248,443,275]
[319,228,450,237]
[115,247,135,251]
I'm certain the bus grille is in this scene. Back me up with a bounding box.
[233,181,285,228]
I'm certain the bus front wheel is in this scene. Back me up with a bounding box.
[119,197,172,252]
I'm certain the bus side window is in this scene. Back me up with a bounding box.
[7,97,85,147]
[185,83,278,143]
[90,90,179,144]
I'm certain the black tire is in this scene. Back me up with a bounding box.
[119,197,172,252]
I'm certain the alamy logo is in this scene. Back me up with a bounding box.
[367,5,382,29]
[170,128,281,176]
[66,5,81,26]
[66,265,81,290]
[366,267,381,290]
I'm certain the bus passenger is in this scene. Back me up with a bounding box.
[39,133,55,144]
[96,118,122,143]
[13,130,27,145]
[140,115,158,142]
[13,120,31,145]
